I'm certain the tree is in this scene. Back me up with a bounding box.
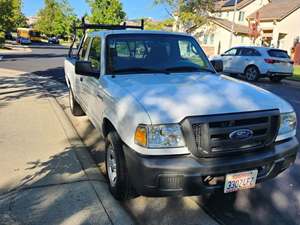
[0,0,26,32]
[0,0,26,45]
[144,18,174,31]
[86,0,126,24]
[60,0,77,38]
[154,0,214,31]
[35,0,77,37]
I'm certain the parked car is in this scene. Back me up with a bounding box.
[65,23,298,200]
[5,32,13,40]
[218,46,294,82]
[16,37,31,45]
[48,36,60,44]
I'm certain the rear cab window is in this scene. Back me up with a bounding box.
[268,50,290,58]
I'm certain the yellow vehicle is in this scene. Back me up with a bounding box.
[17,28,42,42]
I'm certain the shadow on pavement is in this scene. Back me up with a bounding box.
[0,147,109,225]
[0,70,67,107]
[2,53,66,59]
[0,69,112,224]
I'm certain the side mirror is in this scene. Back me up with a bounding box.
[75,61,99,77]
[210,59,223,73]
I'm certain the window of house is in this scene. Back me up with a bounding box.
[203,34,208,45]
[238,11,245,22]
[210,34,215,45]
[226,12,230,17]
[88,37,101,72]
[240,36,244,43]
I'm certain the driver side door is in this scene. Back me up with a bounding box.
[83,37,105,128]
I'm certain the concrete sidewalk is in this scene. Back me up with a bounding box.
[0,68,134,225]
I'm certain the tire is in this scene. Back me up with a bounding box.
[69,89,85,116]
[270,76,283,83]
[244,66,260,82]
[105,131,133,200]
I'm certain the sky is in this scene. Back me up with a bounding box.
[22,0,169,20]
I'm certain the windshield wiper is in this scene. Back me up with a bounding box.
[112,67,170,74]
[165,66,216,74]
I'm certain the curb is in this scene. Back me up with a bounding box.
[5,43,69,50]
[48,97,135,225]
[287,77,300,82]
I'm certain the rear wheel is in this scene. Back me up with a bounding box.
[105,131,133,200]
[270,76,283,83]
[244,66,260,82]
[69,89,85,116]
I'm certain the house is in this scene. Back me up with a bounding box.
[248,0,300,52]
[181,0,300,56]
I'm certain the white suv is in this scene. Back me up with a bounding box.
[219,46,294,82]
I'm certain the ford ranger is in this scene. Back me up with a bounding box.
[64,20,299,200]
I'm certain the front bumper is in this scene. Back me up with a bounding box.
[124,137,299,197]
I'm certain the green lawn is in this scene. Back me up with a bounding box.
[292,66,300,81]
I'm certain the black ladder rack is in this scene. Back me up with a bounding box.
[69,17,144,57]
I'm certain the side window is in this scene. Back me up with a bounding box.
[88,37,101,72]
[79,37,91,60]
[224,48,237,56]
[240,48,261,56]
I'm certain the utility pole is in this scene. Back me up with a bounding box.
[229,0,238,48]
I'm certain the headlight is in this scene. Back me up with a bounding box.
[277,112,297,141]
[135,124,185,148]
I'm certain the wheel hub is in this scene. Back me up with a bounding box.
[107,145,117,187]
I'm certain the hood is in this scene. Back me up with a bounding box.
[112,73,293,124]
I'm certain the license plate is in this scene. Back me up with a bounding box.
[224,170,258,193]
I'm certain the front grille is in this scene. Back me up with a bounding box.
[182,110,280,157]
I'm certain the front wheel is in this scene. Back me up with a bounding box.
[105,131,133,200]
[244,66,260,82]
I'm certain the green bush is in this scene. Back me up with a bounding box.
[0,32,5,48]
[294,66,300,76]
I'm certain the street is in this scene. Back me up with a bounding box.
[1,46,300,225]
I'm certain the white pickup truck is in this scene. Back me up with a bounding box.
[64,22,299,200]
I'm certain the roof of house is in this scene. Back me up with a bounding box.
[211,17,249,34]
[248,0,300,21]
[214,0,255,11]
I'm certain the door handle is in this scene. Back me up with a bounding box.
[80,77,83,82]
[97,94,103,101]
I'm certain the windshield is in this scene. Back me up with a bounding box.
[106,34,214,74]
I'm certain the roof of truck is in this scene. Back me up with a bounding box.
[88,29,190,38]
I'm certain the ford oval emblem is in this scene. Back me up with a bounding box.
[229,129,253,140]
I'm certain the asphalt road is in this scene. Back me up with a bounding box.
[1,47,300,225]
